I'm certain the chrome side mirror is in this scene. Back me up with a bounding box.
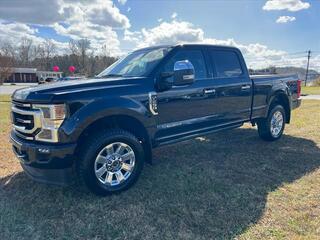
[173,60,195,86]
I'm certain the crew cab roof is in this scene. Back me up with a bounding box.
[135,43,239,52]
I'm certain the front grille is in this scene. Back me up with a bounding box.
[11,101,41,140]
[12,112,34,130]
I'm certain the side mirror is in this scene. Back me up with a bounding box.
[157,60,195,91]
[173,60,195,86]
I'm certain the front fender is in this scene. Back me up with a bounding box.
[60,97,155,142]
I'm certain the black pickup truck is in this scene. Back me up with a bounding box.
[10,44,301,195]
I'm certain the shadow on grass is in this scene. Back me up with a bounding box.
[1,128,320,239]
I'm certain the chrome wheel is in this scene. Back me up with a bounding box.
[270,110,284,137]
[94,142,135,186]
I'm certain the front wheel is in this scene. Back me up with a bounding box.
[257,105,286,141]
[77,129,145,196]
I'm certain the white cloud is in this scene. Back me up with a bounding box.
[276,16,296,23]
[62,0,130,29]
[137,20,203,48]
[118,0,127,5]
[124,19,319,70]
[0,0,130,55]
[131,20,284,60]
[53,22,122,55]
[0,0,64,25]
[0,22,38,42]
[158,18,163,22]
[263,0,310,12]
[171,12,178,19]
[0,21,69,55]
[123,29,142,44]
[59,0,129,55]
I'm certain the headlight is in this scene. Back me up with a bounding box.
[33,104,66,142]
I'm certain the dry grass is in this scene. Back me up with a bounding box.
[0,94,11,102]
[0,100,319,240]
[302,86,320,95]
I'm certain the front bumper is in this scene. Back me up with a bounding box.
[10,131,77,185]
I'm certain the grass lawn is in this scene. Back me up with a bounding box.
[0,94,11,102]
[302,86,320,95]
[0,100,319,239]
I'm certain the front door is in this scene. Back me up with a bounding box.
[154,47,220,143]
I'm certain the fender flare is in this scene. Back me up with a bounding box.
[266,89,291,122]
[61,97,155,142]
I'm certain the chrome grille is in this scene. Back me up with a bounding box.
[11,101,41,140]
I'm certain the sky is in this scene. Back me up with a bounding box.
[0,0,319,70]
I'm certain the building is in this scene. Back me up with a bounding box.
[3,68,63,83]
[4,68,37,83]
[37,71,63,82]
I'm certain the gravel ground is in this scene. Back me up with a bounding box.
[301,95,320,100]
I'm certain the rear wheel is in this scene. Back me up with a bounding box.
[77,129,144,196]
[257,105,286,141]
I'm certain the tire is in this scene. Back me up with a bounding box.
[77,129,144,196]
[257,104,286,141]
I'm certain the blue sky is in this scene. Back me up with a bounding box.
[0,0,319,70]
[117,0,319,53]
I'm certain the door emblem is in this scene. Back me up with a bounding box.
[148,92,158,115]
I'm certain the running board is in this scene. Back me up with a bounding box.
[154,123,243,147]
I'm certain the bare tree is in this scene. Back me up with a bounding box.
[33,43,46,70]
[67,39,91,75]
[0,41,15,84]
[0,55,14,85]
[33,39,57,70]
[77,39,91,74]
[68,39,80,70]
[68,39,78,55]
[18,38,33,67]
[1,41,16,60]
[0,37,118,81]
[43,39,56,70]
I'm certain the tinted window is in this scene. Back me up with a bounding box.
[210,50,243,78]
[163,49,207,79]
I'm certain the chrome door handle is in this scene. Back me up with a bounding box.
[241,85,251,90]
[204,88,216,94]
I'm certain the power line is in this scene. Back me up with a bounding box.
[285,51,308,56]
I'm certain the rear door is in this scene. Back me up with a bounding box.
[207,48,252,123]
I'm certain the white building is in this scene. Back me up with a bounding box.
[36,71,63,82]
[3,68,63,83]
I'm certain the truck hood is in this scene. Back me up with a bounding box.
[12,77,148,102]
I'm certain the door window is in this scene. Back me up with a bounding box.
[163,49,207,79]
[210,50,243,78]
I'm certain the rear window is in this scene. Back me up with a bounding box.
[210,50,243,78]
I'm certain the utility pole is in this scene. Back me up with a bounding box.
[305,50,311,86]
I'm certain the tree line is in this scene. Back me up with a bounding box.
[0,37,118,84]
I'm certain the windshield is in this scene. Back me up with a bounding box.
[97,47,172,78]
